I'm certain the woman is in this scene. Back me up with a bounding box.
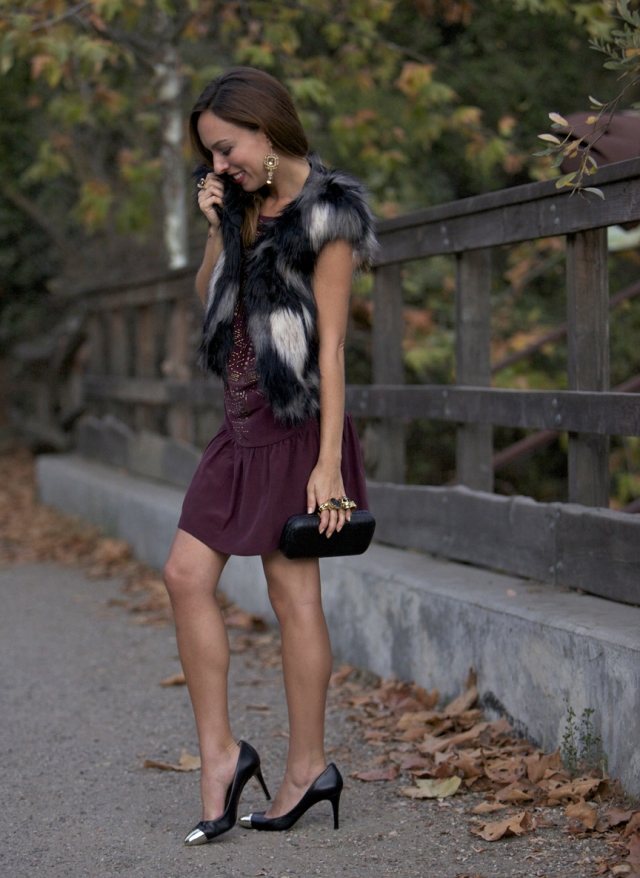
[163,66,376,845]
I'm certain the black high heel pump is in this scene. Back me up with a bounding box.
[184,740,271,845]
[239,763,343,831]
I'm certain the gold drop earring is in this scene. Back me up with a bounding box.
[263,144,279,185]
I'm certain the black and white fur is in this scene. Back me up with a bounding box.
[199,153,378,424]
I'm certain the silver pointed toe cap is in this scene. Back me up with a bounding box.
[184,827,208,845]
[239,813,253,828]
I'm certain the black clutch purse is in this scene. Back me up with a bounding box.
[279,510,376,559]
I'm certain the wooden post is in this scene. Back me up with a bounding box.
[85,311,107,417]
[166,297,194,443]
[87,312,106,375]
[455,248,493,491]
[0,357,7,432]
[371,263,405,482]
[566,228,610,507]
[134,304,157,431]
[107,308,130,423]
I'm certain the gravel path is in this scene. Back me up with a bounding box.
[1,562,613,878]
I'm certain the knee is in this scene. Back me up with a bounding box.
[266,581,290,621]
[162,555,184,600]
[163,554,203,603]
[267,578,321,625]
[264,557,321,619]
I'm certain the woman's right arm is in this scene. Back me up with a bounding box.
[195,172,225,306]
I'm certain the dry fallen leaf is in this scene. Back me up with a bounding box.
[546,775,603,804]
[524,750,563,783]
[443,677,478,718]
[143,750,201,772]
[400,776,462,799]
[330,665,355,686]
[566,800,598,831]
[596,807,635,833]
[495,782,536,803]
[224,608,268,631]
[91,537,132,565]
[451,752,484,780]
[484,756,526,786]
[627,832,640,867]
[471,801,508,815]
[397,709,439,730]
[472,810,536,842]
[364,729,391,742]
[159,672,186,687]
[352,765,399,783]
[445,722,494,750]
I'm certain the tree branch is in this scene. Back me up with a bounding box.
[28,1,92,32]
[69,9,158,71]
[274,0,435,65]
[1,181,73,260]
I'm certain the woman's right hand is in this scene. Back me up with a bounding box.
[197,172,224,229]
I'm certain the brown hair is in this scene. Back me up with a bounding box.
[190,67,309,245]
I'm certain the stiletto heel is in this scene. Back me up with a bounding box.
[239,763,343,832]
[255,765,271,801]
[329,790,340,830]
[184,741,269,845]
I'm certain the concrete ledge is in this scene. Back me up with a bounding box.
[37,453,640,796]
[75,415,201,490]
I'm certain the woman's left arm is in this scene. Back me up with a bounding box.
[306,239,355,538]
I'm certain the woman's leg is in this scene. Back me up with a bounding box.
[261,550,333,816]
[163,529,237,820]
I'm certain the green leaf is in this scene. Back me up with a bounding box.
[583,186,605,199]
[287,76,334,108]
[555,172,577,188]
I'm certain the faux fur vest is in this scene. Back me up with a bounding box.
[199,154,377,425]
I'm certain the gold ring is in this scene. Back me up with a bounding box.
[317,498,341,513]
[340,497,357,510]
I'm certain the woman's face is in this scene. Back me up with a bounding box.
[197,110,272,191]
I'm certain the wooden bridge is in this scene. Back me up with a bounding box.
[12,157,640,793]
[18,156,640,604]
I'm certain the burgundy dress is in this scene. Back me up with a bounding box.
[178,221,368,557]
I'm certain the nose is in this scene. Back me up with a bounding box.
[213,153,229,175]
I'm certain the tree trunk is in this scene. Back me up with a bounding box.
[155,41,188,270]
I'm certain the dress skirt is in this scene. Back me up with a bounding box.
[178,299,368,557]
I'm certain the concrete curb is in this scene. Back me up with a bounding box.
[37,453,640,796]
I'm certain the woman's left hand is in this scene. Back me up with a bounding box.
[306,463,351,538]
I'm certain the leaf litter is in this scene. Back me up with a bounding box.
[332,664,640,874]
[0,448,265,633]
[3,448,639,875]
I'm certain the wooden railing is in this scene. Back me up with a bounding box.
[72,158,640,605]
[362,159,640,604]
[81,269,211,445]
